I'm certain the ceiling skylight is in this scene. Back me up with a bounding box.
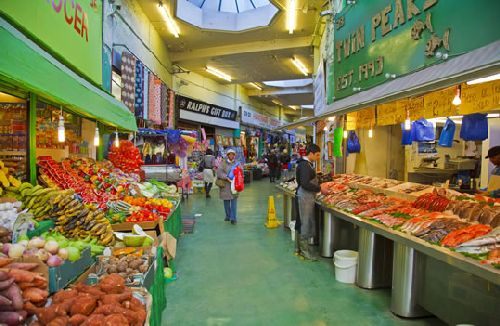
[263,78,313,88]
[177,0,279,32]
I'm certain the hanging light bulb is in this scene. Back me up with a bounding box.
[404,109,411,131]
[57,108,65,143]
[323,126,328,132]
[94,126,100,146]
[343,130,348,139]
[368,128,373,138]
[115,131,120,148]
[452,86,462,106]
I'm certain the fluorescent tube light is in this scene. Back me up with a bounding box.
[292,57,308,76]
[206,66,232,82]
[158,2,180,38]
[287,0,296,34]
[466,73,500,85]
[249,82,262,90]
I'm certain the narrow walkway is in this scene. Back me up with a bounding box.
[164,181,443,326]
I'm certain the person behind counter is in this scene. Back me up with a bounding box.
[485,146,500,198]
[295,144,321,261]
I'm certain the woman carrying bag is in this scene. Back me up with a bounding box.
[216,149,240,225]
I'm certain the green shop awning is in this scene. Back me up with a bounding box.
[0,19,137,131]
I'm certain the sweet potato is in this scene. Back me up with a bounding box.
[0,271,9,281]
[0,284,22,310]
[0,258,12,268]
[81,314,105,326]
[22,287,49,304]
[47,316,69,326]
[101,292,132,305]
[52,289,79,303]
[70,296,97,316]
[0,293,12,306]
[0,269,37,283]
[5,263,39,271]
[99,274,125,294]
[0,277,14,290]
[0,311,25,325]
[103,313,130,326]
[68,313,88,326]
[93,304,138,324]
[74,283,105,297]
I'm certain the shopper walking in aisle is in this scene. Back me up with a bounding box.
[217,149,239,224]
[280,149,291,180]
[295,144,321,260]
[202,149,216,198]
[267,150,279,183]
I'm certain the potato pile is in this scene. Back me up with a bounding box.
[98,256,149,284]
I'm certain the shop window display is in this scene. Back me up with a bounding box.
[0,92,27,180]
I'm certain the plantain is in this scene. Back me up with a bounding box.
[18,182,32,192]
[63,199,80,210]
[26,196,38,209]
[58,195,74,208]
[84,220,98,231]
[26,185,43,196]
[31,187,53,197]
[100,232,114,245]
[51,193,65,205]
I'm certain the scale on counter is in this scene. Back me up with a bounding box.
[419,155,439,168]
[444,156,477,170]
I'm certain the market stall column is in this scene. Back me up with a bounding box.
[28,93,37,184]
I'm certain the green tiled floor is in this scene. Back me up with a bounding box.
[164,180,444,326]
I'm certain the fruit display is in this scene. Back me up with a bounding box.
[108,140,144,175]
[0,261,48,326]
[317,174,500,267]
[50,193,115,247]
[123,196,173,215]
[133,180,178,198]
[25,274,147,326]
[0,160,22,197]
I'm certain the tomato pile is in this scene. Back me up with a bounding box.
[126,210,158,222]
[123,196,172,218]
[108,140,144,175]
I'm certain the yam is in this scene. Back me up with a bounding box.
[0,271,9,281]
[0,258,12,268]
[0,293,12,306]
[0,278,14,290]
[0,284,22,310]
[22,287,48,304]
[46,316,69,326]
[68,314,88,326]
[1,269,36,283]
[81,314,104,326]
[70,296,97,316]
[0,311,25,326]
[4,263,38,271]
[103,314,130,326]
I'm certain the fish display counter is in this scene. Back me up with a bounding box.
[316,174,499,325]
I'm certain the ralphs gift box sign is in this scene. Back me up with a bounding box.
[177,95,237,121]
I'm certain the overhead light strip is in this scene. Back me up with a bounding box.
[292,57,308,76]
[206,66,232,82]
[287,0,296,34]
[466,73,500,85]
[158,2,180,38]
[249,82,262,90]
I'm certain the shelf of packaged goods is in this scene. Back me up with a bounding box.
[0,151,26,156]
[317,203,500,286]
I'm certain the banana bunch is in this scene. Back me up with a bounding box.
[0,160,22,196]
[52,193,115,246]
[18,182,68,220]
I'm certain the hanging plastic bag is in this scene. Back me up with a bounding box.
[230,178,238,195]
[234,166,244,192]
[460,113,488,141]
[411,118,435,142]
[347,131,361,153]
[333,128,343,157]
[401,123,412,145]
[438,118,456,147]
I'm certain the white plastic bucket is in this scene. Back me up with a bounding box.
[333,250,359,284]
[289,221,296,241]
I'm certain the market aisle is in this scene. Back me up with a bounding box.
[164,181,443,326]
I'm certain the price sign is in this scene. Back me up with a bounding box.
[424,87,459,117]
[460,80,500,115]
[356,107,375,129]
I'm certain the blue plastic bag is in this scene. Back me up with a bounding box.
[411,118,435,142]
[438,118,456,147]
[401,123,412,145]
[460,113,488,141]
[347,131,361,153]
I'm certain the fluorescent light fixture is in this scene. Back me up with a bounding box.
[327,116,336,122]
[292,57,308,76]
[368,129,373,138]
[466,73,500,85]
[289,105,299,110]
[206,66,232,82]
[301,104,314,109]
[249,82,262,90]
[488,113,500,118]
[404,118,411,131]
[94,127,100,146]
[323,126,328,131]
[263,78,312,88]
[343,130,348,138]
[272,99,281,105]
[158,2,180,38]
[57,115,65,143]
[287,0,296,34]
[452,86,461,106]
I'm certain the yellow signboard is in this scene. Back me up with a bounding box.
[356,107,375,129]
[423,87,459,118]
[460,80,500,115]
[376,101,402,126]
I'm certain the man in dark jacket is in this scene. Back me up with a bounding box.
[295,144,321,260]
[267,150,279,183]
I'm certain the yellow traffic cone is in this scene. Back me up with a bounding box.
[265,195,282,228]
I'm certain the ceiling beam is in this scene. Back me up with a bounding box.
[170,36,312,62]
[248,85,313,97]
